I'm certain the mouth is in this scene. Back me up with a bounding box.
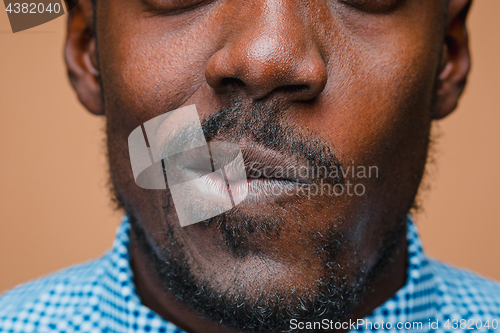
[165,140,313,207]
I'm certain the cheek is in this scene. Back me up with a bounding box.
[97,1,226,129]
[97,6,223,214]
[340,45,437,162]
[312,1,443,162]
[311,13,442,171]
[100,35,205,125]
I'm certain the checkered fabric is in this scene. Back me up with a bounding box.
[1,216,499,332]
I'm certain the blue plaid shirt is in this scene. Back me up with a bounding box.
[1,217,499,332]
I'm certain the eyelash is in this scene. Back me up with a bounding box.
[141,0,207,16]
[338,0,403,13]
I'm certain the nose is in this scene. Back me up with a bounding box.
[205,1,327,102]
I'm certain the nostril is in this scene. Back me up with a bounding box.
[220,77,245,89]
[276,84,309,93]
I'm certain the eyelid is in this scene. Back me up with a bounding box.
[338,0,403,13]
[141,0,207,15]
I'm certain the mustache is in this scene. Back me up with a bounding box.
[201,98,343,180]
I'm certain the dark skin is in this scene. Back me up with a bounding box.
[65,0,471,332]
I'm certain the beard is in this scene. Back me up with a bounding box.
[128,213,404,333]
[110,98,407,333]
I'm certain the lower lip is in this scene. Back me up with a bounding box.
[192,172,301,206]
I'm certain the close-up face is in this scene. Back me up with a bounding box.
[65,0,471,331]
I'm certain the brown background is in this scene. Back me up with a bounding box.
[0,1,499,294]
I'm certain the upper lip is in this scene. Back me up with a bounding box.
[237,141,311,185]
[169,140,313,185]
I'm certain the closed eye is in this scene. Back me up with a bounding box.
[338,0,406,13]
[141,0,209,16]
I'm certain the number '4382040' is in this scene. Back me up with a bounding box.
[5,2,61,14]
